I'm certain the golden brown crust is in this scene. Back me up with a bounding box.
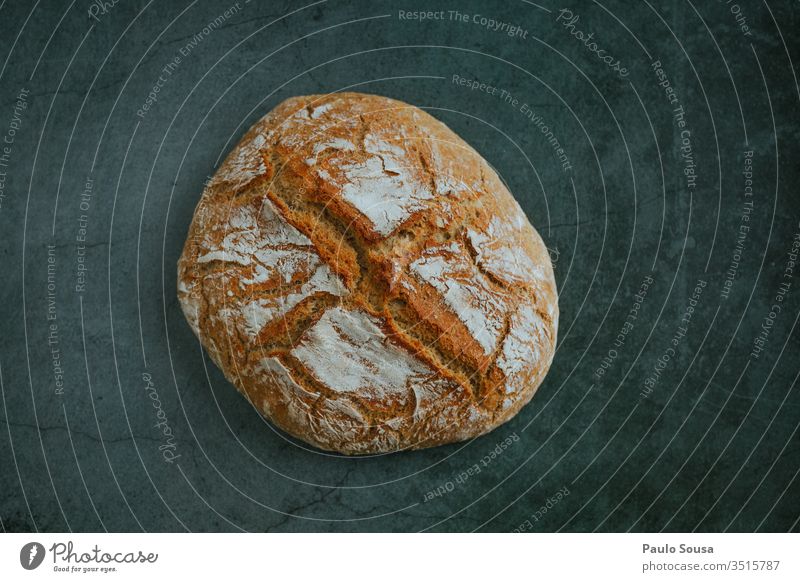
[177,92,558,454]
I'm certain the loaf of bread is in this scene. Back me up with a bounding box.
[177,92,558,454]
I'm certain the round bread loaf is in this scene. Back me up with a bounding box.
[177,92,558,455]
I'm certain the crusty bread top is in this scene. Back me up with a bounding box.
[177,92,558,454]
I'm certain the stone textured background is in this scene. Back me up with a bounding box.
[0,0,798,532]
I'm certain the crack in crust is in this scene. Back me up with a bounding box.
[177,92,559,454]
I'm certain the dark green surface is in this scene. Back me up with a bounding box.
[0,0,798,532]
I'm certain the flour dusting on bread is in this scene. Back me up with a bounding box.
[467,215,544,285]
[410,242,508,355]
[291,307,437,402]
[177,92,558,454]
[328,132,434,236]
[195,198,348,338]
